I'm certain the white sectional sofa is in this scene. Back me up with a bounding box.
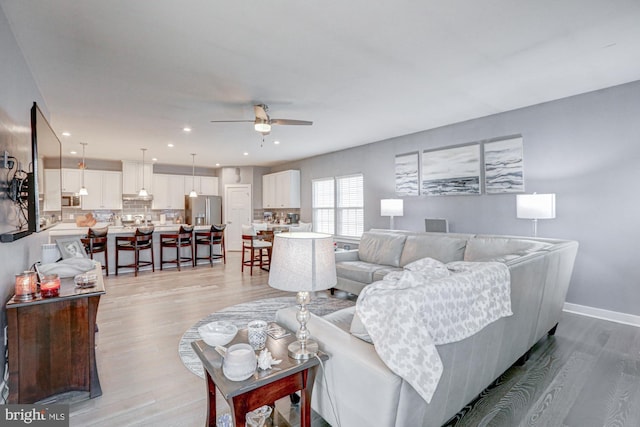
[276,230,579,427]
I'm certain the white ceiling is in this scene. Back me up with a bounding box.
[3,0,640,168]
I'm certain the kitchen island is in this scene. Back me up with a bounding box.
[49,223,219,274]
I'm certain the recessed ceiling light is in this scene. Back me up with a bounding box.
[215,163,220,167]
[62,132,71,137]
[168,143,174,148]
[243,152,249,156]
[70,150,77,155]
[183,127,191,132]
[274,140,280,145]
[152,158,158,162]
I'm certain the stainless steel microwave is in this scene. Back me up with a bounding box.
[61,195,81,207]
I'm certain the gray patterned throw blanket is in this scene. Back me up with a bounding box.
[356,257,512,403]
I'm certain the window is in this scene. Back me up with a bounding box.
[312,174,363,238]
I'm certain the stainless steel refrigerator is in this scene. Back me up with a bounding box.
[184,195,222,226]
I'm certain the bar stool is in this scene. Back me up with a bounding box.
[81,226,109,276]
[115,226,155,277]
[195,224,226,266]
[241,225,272,275]
[160,225,195,271]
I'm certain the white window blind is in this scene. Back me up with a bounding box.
[312,174,363,238]
[337,174,364,237]
[312,178,335,234]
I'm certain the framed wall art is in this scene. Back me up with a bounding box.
[395,152,420,196]
[484,136,524,194]
[421,144,481,196]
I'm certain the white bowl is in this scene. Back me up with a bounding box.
[198,321,238,347]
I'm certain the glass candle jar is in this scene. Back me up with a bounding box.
[40,274,61,298]
[15,271,36,301]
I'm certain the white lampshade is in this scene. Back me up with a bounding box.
[138,188,149,198]
[78,187,89,196]
[516,193,556,219]
[380,199,403,217]
[268,232,337,292]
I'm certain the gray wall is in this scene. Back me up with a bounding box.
[0,6,51,388]
[276,80,640,318]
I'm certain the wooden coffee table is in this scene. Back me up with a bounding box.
[191,326,327,427]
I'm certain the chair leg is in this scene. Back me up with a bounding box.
[160,245,164,270]
[191,243,195,268]
[104,249,109,276]
[151,246,155,272]
[115,248,119,276]
[176,246,181,271]
[134,249,139,277]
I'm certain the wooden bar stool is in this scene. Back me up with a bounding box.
[160,225,195,271]
[241,225,272,275]
[81,226,109,276]
[195,224,226,266]
[115,226,155,277]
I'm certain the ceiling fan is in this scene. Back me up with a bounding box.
[210,104,312,135]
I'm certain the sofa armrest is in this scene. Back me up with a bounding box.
[275,306,404,427]
[335,249,360,262]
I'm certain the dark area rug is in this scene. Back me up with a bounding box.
[179,294,355,378]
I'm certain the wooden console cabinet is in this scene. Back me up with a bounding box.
[6,265,105,403]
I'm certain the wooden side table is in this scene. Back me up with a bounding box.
[191,327,327,427]
[6,264,105,403]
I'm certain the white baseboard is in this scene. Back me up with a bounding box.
[563,303,640,328]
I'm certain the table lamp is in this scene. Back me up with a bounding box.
[268,232,337,360]
[381,199,403,229]
[516,193,556,237]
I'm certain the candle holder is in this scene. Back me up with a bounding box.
[15,271,37,302]
[40,274,61,298]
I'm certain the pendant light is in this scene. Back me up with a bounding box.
[138,148,149,197]
[189,153,198,198]
[78,142,89,196]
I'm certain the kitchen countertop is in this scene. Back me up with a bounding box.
[49,222,213,237]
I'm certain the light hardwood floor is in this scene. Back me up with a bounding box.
[68,252,640,427]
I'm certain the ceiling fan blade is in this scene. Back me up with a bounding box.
[271,119,313,126]
[254,105,269,121]
[210,120,255,123]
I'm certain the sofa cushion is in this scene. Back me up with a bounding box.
[463,237,553,261]
[358,232,407,267]
[350,309,373,343]
[372,266,403,282]
[323,306,356,333]
[336,261,388,284]
[399,235,468,266]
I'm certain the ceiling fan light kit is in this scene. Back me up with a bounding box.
[254,120,271,134]
[212,104,312,137]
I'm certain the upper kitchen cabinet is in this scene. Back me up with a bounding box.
[262,170,300,209]
[82,170,123,210]
[152,174,185,210]
[122,161,153,195]
[184,175,219,196]
[61,168,82,193]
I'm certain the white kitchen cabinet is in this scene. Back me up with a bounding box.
[122,161,153,195]
[152,174,185,209]
[262,170,300,209]
[81,170,123,210]
[184,175,219,196]
[61,168,82,193]
[43,169,61,211]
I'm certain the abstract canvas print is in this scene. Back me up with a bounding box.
[484,137,524,193]
[395,152,419,196]
[422,144,481,195]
